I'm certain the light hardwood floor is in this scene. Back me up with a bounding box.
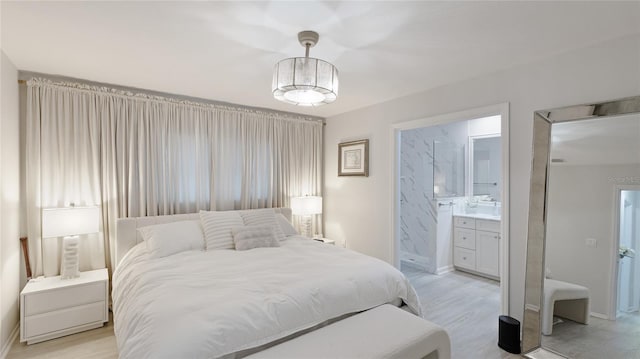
[542,311,640,358]
[7,314,117,359]
[404,265,640,359]
[401,265,520,359]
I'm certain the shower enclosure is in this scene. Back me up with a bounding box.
[400,125,465,273]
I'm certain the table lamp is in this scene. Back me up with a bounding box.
[291,196,322,238]
[42,206,99,279]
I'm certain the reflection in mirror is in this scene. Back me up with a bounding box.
[542,113,640,357]
[523,96,640,358]
[470,136,501,201]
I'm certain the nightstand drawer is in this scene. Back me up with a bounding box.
[24,301,105,338]
[25,281,105,316]
[454,227,476,250]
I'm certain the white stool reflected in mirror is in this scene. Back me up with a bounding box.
[542,279,590,336]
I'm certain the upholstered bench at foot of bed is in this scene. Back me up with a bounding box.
[246,304,451,359]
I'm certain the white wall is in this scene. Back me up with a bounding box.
[546,164,640,316]
[0,50,21,356]
[324,33,640,320]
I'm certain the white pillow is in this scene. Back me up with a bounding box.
[199,210,244,250]
[231,225,280,251]
[138,220,204,259]
[239,209,286,241]
[276,213,298,236]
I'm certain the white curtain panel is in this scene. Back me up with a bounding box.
[26,78,323,277]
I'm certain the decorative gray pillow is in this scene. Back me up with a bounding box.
[232,225,280,251]
[238,209,286,241]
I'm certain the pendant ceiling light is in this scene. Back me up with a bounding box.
[272,31,338,107]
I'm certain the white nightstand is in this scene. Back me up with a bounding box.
[315,238,335,245]
[20,268,109,344]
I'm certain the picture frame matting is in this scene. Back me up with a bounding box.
[338,139,369,177]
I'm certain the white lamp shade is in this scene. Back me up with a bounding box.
[291,196,323,216]
[42,206,99,238]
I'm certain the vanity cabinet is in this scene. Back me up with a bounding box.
[453,216,500,280]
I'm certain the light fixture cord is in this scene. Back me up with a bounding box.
[305,43,310,58]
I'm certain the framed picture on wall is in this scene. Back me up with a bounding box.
[338,139,369,177]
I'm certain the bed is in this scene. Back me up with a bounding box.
[112,208,422,358]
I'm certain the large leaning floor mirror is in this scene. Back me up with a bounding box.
[523,96,640,358]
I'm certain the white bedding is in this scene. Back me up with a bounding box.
[113,236,422,359]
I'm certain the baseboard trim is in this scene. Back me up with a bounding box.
[590,311,609,320]
[0,323,19,359]
[400,258,433,272]
[435,265,454,275]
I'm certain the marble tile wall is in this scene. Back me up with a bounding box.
[400,123,467,272]
[400,127,436,271]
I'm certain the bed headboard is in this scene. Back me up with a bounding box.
[115,208,292,269]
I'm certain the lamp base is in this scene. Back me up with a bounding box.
[301,216,312,238]
[60,236,80,279]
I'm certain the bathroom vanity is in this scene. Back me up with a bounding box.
[452,214,500,280]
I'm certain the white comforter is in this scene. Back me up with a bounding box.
[113,237,421,358]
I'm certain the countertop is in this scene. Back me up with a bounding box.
[453,212,501,221]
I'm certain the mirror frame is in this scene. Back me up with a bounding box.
[522,95,640,357]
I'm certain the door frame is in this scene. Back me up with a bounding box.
[390,102,510,315]
[609,184,640,319]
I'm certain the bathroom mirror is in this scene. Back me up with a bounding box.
[470,135,501,201]
[522,96,640,358]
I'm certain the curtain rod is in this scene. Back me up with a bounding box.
[19,73,325,123]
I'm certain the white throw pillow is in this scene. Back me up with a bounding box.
[199,210,244,250]
[239,209,286,241]
[231,225,280,251]
[138,220,204,259]
[276,213,298,236]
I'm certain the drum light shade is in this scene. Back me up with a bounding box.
[273,58,338,106]
[273,31,338,107]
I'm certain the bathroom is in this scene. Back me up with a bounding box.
[399,114,503,281]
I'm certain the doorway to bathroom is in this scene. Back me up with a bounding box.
[397,119,502,276]
[615,188,640,317]
[391,103,509,357]
[391,103,510,313]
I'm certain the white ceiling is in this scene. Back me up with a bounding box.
[2,1,640,118]
[551,113,640,166]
